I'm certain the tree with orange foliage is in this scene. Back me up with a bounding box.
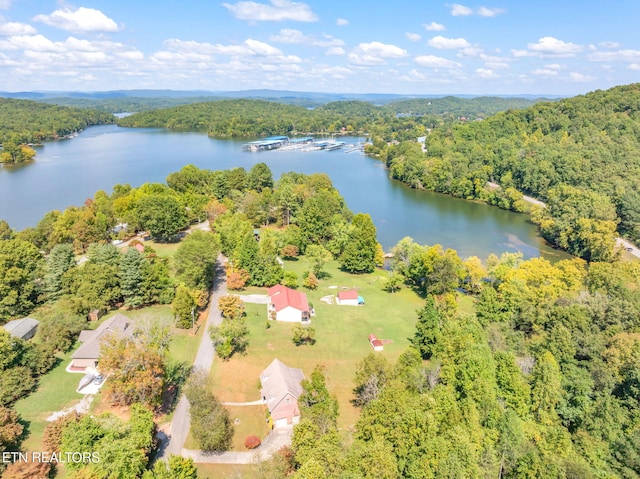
[227,269,250,290]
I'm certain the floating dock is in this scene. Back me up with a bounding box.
[244,136,365,153]
[243,136,290,152]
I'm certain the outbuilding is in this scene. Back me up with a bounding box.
[2,317,39,340]
[336,290,360,306]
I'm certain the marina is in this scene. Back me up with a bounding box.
[243,136,365,153]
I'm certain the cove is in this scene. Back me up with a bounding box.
[0,124,568,261]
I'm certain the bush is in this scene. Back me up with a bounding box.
[244,435,262,449]
[292,324,316,346]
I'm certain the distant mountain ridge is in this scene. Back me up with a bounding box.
[0,89,559,103]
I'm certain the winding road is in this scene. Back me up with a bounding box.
[488,181,640,259]
[160,254,293,464]
[162,254,227,458]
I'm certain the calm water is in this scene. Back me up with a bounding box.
[0,125,567,260]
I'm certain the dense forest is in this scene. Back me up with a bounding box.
[115,96,538,139]
[0,98,114,145]
[368,83,640,258]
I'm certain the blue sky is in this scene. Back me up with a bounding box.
[0,0,638,95]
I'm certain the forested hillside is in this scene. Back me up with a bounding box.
[370,83,640,258]
[385,95,539,118]
[116,96,537,139]
[0,98,114,144]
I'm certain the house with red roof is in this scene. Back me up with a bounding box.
[267,284,311,323]
[260,358,305,428]
[336,289,359,306]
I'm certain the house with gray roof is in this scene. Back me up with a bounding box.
[68,313,134,373]
[2,317,39,340]
[260,358,305,428]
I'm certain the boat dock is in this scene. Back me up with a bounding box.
[243,136,290,152]
[243,136,364,153]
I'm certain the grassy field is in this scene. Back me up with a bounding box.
[210,259,426,430]
[196,463,252,478]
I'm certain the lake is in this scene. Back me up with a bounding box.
[0,125,568,260]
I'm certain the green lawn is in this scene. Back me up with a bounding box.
[196,463,252,479]
[184,404,270,451]
[210,259,425,429]
[13,350,85,453]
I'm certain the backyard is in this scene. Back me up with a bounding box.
[209,258,426,430]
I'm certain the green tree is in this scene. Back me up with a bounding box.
[119,248,145,308]
[411,296,443,360]
[352,352,392,407]
[0,239,43,321]
[292,324,316,346]
[133,194,188,239]
[531,351,563,425]
[340,213,378,273]
[0,220,13,240]
[44,243,76,300]
[143,455,199,479]
[173,230,219,290]
[299,365,339,433]
[173,285,197,329]
[247,162,274,192]
[209,315,249,360]
[305,244,332,276]
[184,371,233,451]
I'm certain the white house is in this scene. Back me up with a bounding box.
[267,285,311,323]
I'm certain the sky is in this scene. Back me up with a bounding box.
[0,0,638,96]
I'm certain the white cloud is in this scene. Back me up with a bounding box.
[599,41,620,49]
[569,72,595,82]
[428,35,470,49]
[222,0,318,22]
[270,29,343,48]
[326,46,345,56]
[450,4,473,16]
[423,21,445,31]
[414,54,461,68]
[629,64,640,71]
[33,7,120,33]
[527,36,582,56]
[531,68,558,76]
[476,68,497,78]
[348,41,408,65]
[588,49,640,62]
[116,50,144,61]
[449,4,504,17]
[336,18,348,26]
[79,74,97,81]
[544,63,563,70]
[0,22,36,36]
[0,34,64,52]
[405,32,421,42]
[0,0,12,9]
[477,7,505,17]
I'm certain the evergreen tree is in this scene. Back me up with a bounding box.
[44,243,76,300]
[119,248,144,308]
[173,285,196,329]
[340,213,378,273]
[411,295,443,360]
